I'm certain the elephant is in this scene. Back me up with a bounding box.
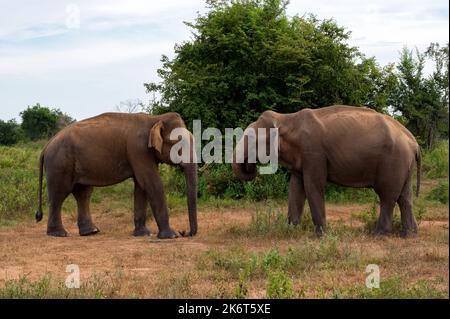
[35,112,197,239]
[232,105,421,237]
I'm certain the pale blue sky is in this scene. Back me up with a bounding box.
[0,0,448,121]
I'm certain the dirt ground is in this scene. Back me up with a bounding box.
[0,202,448,298]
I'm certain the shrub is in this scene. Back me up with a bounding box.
[426,181,449,204]
[20,104,75,141]
[0,120,23,145]
[423,140,449,178]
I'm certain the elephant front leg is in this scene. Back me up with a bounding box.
[303,168,327,237]
[288,174,306,225]
[139,173,178,239]
[133,180,151,236]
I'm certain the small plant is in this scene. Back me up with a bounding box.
[233,269,250,299]
[266,270,294,299]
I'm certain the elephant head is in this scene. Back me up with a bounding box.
[232,110,282,181]
[148,113,198,236]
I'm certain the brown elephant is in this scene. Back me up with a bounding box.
[232,105,421,237]
[35,112,197,239]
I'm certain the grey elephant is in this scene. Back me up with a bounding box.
[35,112,197,239]
[232,105,421,237]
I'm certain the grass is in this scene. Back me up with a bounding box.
[332,276,447,299]
[0,273,121,299]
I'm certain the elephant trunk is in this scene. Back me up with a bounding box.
[232,162,257,181]
[183,162,198,236]
[232,132,257,181]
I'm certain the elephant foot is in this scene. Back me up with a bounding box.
[47,227,68,237]
[79,225,100,236]
[133,227,151,237]
[157,228,178,239]
[373,227,391,237]
[315,225,325,237]
[400,228,418,238]
[288,216,299,225]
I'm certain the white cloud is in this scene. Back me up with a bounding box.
[0,0,448,120]
[0,41,173,76]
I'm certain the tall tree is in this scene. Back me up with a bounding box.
[390,45,449,149]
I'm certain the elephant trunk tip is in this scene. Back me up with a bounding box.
[35,209,43,222]
[232,162,257,181]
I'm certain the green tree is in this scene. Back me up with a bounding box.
[20,104,74,140]
[145,0,391,130]
[390,45,449,149]
[0,119,23,145]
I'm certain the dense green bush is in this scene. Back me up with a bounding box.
[0,120,23,146]
[423,140,449,178]
[426,181,449,204]
[20,104,75,141]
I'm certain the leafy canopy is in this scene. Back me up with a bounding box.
[145,0,393,131]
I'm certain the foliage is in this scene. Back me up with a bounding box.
[423,140,449,178]
[0,142,45,221]
[227,207,315,239]
[426,181,449,204]
[145,0,395,131]
[266,270,294,298]
[389,45,449,149]
[0,120,23,145]
[325,183,377,203]
[20,103,75,141]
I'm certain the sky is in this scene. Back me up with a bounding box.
[0,0,448,121]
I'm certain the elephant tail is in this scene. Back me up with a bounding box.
[415,147,421,198]
[35,151,44,222]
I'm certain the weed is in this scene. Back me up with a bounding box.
[266,270,294,299]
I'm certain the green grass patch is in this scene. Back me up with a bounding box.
[333,276,447,299]
[226,207,315,239]
[0,273,122,299]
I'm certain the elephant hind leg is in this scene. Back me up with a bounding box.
[46,178,71,237]
[73,184,99,236]
[374,198,396,236]
[397,177,418,237]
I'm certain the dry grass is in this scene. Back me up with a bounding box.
[0,196,448,299]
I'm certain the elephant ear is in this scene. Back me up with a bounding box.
[149,121,164,153]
